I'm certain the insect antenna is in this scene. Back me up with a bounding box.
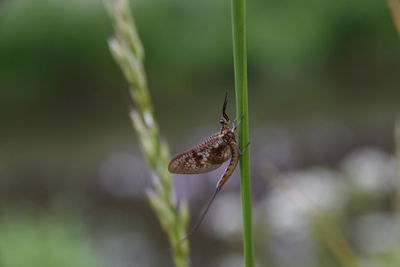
[222,91,229,121]
[173,187,221,249]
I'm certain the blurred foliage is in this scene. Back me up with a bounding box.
[0,0,399,126]
[0,212,103,267]
[387,0,400,36]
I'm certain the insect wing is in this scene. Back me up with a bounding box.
[168,151,221,174]
[168,135,231,174]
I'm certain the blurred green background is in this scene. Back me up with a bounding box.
[0,0,399,266]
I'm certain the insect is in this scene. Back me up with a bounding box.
[168,93,243,240]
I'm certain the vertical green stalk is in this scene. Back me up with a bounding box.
[104,1,189,266]
[231,0,254,266]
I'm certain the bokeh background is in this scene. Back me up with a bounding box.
[1,0,400,266]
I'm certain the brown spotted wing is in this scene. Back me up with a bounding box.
[168,133,231,174]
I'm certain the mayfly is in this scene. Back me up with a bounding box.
[168,93,243,241]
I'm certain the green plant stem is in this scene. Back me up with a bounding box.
[231,0,254,266]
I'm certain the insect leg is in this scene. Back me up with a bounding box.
[232,115,244,131]
[237,142,250,156]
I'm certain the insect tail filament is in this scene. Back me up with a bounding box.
[173,187,220,249]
